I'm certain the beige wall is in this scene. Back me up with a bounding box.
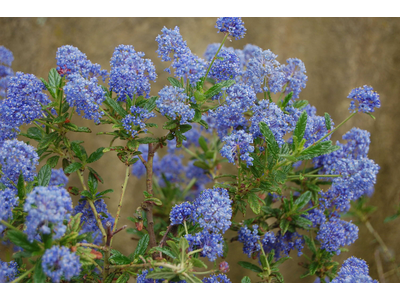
[1,17,400,282]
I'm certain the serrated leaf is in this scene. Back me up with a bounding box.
[280,219,290,235]
[133,234,149,258]
[153,247,177,259]
[64,162,82,174]
[296,141,340,161]
[309,261,319,275]
[7,230,41,253]
[105,96,127,117]
[163,119,178,130]
[294,191,312,210]
[143,96,157,112]
[293,100,309,110]
[204,79,235,99]
[248,193,261,215]
[281,91,293,109]
[273,256,292,267]
[259,122,279,160]
[294,111,308,144]
[41,78,56,98]
[46,156,59,168]
[37,164,52,187]
[88,172,98,194]
[71,142,86,162]
[110,254,131,265]
[238,261,263,273]
[136,137,159,144]
[26,127,43,141]
[116,273,130,283]
[324,112,332,131]
[241,276,251,283]
[303,235,316,254]
[87,147,105,164]
[48,68,62,90]
[167,77,183,88]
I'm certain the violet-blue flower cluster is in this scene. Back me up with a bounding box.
[220,130,254,167]
[170,202,195,225]
[157,86,194,124]
[282,58,307,99]
[73,199,114,245]
[0,188,18,235]
[0,46,14,99]
[110,45,157,100]
[208,48,241,82]
[24,186,73,242]
[202,274,231,283]
[0,259,19,283]
[331,256,377,283]
[49,168,69,187]
[122,106,155,138]
[42,246,81,282]
[215,17,246,40]
[0,139,39,189]
[348,85,380,113]
[64,73,106,124]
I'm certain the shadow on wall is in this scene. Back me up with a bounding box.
[1,17,400,282]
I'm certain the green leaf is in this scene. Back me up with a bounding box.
[294,191,312,210]
[296,141,340,161]
[193,161,210,170]
[87,147,105,164]
[191,109,202,122]
[293,100,309,110]
[97,189,114,197]
[248,193,262,215]
[273,256,292,267]
[133,234,149,258]
[38,132,59,149]
[190,257,207,269]
[163,119,179,130]
[204,79,235,99]
[281,91,293,109]
[136,137,159,144]
[88,172,98,194]
[48,68,62,90]
[152,247,177,259]
[259,122,279,160]
[309,261,319,275]
[0,183,7,191]
[180,124,192,133]
[87,167,104,184]
[17,172,25,199]
[238,261,263,273]
[143,96,157,112]
[105,96,127,117]
[71,142,86,162]
[116,273,130,283]
[198,136,208,152]
[324,112,332,131]
[110,254,131,265]
[241,276,251,283]
[53,113,68,124]
[26,127,43,141]
[46,156,59,168]
[294,111,308,144]
[280,219,290,235]
[146,270,177,280]
[80,190,93,199]
[37,164,52,187]
[303,235,316,254]
[64,162,82,174]
[40,78,55,98]
[167,77,183,88]
[7,230,41,253]
[34,259,47,283]
[384,214,399,223]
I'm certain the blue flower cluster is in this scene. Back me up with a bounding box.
[215,17,246,40]
[315,127,379,212]
[208,48,241,82]
[0,46,14,99]
[331,256,377,283]
[64,73,106,124]
[0,188,18,235]
[263,231,304,259]
[282,58,308,99]
[73,199,114,245]
[24,186,73,242]
[154,153,185,185]
[156,26,206,85]
[56,45,108,80]
[0,139,39,188]
[122,106,155,138]
[348,85,380,113]
[136,269,163,283]
[316,218,359,254]
[220,130,254,167]
[110,45,157,100]
[1,72,50,127]
[42,246,81,282]
[202,274,232,283]
[157,86,194,124]
[170,202,195,225]
[238,225,261,257]
[49,168,69,187]
[0,259,19,283]
[185,231,224,262]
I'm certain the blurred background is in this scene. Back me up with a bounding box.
[1,17,400,282]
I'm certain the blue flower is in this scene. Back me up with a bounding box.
[263,231,304,259]
[221,130,254,167]
[64,73,106,124]
[282,58,307,99]
[215,17,246,40]
[73,199,114,245]
[110,45,157,100]
[170,202,195,225]
[209,48,241,82]
[0,139,39,189]
[0,259,19,283]
[42,246,81,282]
[0,188,18,236]
[185,230,224,262]
[122,106,156,138]
[157,86,194,124]
[2,72,50,127]
[0,46,14,99]
[137,269,164,283]
[56,45,108,80]
[348,85,380,113]
[332,256,377,283]
[238,225,261,257]
[202,274,231,283]
[24,186,73,242]
[154,153,185,186]
[49,168,69,187]
[193,187,232,234]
